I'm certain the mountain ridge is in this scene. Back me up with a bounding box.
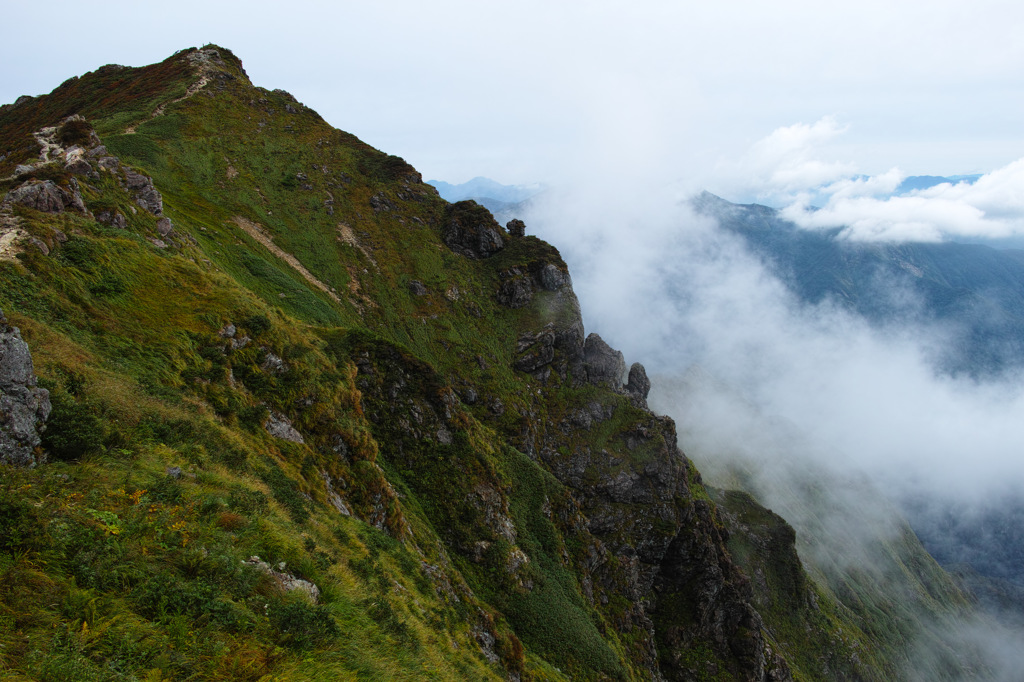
[0,45,993,681]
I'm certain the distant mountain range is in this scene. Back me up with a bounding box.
[692,190,1024,378]
[427,176,545,205]
[691,191,1024,609]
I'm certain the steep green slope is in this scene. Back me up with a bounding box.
[0,45,987,682]
[0,46,800,681]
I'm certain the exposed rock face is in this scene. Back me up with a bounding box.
[496,263,572,309]
[261,352,288,374]
[626,362,651,406]
[496,268,534,308]
[369,192,396,212]
[506,218,526,237]
[265,410,304,443]
[583,333,626,388]
[123,168,163,215]
[513,326,556,375]
[534,263,569,291]
[442,200,504,258]
[0,310,51,466]
[655,496,792,682]
[95,210,127,229]
[4,179,87,214]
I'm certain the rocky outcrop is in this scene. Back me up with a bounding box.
[626,362,651,407]
[655,495,792,682]
[0,310,51,466]
[4,179,87,214]
[533,262,569,291]
[95,210,127,229]
[496,268,534,308]
[265,410,304,443]
[8,116,165,221]
[583,333,626,388]
[243,556,320,602]
[506,218,525,237]
[122,168,164,215]
[513,326,557,376]
[441,200,504,258]
[495,262,572,310]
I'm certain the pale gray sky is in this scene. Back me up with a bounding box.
[3,0,1023,191]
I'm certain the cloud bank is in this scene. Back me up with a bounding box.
[713,117,1024,242]
[527,168,1024,502]
[525,166,1024,677]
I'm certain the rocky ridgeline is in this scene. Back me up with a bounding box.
[0,114,179,254]
[0,46,824,680]
[431,208,790,679]
[0,309,50,466]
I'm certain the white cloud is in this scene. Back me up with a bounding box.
[717,118,1024,242]
[789,161,1024,242]
[715,116,858,203]
[528,175,1024,502]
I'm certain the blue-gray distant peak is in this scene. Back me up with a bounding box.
[427,176,545,204]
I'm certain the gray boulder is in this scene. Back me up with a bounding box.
[583,334,626,389]
[95,210,127,229]
[506,219,526,237]
[261,352,288,374]
[0,310,52,466]
[369,192,396,212]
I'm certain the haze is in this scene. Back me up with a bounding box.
[3,0,1024,189]
[6,0,1024,518]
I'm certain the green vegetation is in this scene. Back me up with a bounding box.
[0,44,985,681]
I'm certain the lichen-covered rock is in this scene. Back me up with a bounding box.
[655,497,793,682]
[369,192,396,212]
[442,200,504,258]
[95,210,128,229]
[0,310,51,466]
[583,333,625,388]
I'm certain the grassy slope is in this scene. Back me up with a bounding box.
[0,46,657,681]
[0,45,982,682]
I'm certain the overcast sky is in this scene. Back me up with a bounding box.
[3,0,1023,193]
